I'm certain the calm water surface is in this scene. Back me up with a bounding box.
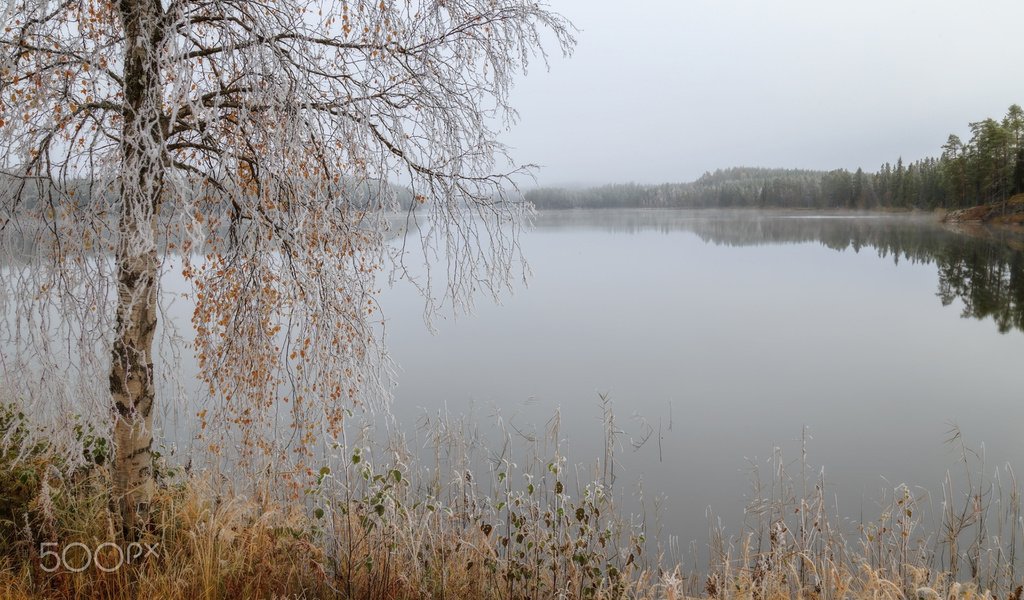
[10,209,1022,553]
[380,209,1024,549]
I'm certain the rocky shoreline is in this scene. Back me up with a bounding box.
[942,194,1024,224]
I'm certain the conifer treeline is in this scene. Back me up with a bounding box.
[526,105,1024,211]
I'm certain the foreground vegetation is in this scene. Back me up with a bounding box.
[526,105,1024,213]
[3,402,1023,600]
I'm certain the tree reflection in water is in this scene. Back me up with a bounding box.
[533,209,1024,334]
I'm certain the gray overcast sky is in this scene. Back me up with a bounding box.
[503,0,1024,186]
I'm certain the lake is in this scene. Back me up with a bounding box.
[7,208,1024,561]
[378,209,1024,556]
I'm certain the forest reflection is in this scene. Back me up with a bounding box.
[533,209,1024,334]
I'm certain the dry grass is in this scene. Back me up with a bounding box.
[3,405,1024,599]
[0,470,330,599]
[0,467,656,599]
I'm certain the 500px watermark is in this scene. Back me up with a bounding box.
[39,542,159,572]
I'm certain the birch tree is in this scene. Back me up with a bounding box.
[0,0,573,536]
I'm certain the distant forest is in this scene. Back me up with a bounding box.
[525,105,1024,211]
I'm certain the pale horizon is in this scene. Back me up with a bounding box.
[505,0,1024,186]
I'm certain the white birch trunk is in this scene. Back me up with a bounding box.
[110,0,165,537]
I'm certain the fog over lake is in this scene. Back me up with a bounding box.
[21,208,1020,554]
[378,209,1024,550]
[9,0,1024,593]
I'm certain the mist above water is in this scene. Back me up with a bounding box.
[381,210,1024,549]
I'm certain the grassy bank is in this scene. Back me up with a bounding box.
[2,404,1021,599]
